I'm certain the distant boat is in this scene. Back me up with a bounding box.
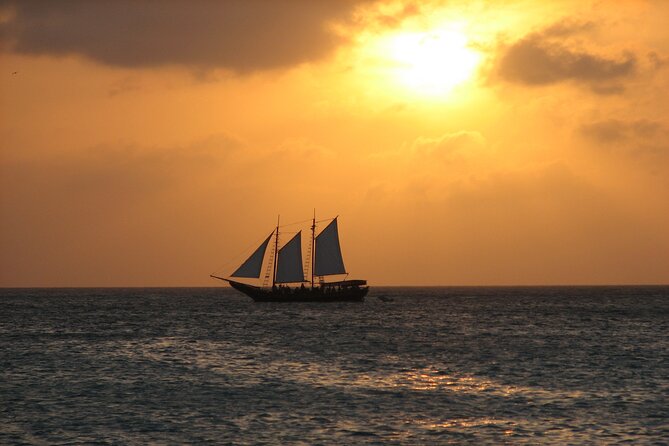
[211,214,368,302]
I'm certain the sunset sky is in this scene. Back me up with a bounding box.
[1,0,668,286]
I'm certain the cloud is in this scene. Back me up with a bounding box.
[648,51,669,70]
[0,0,370,72]
[580,118,667,145]
[539,19,596,38]
[273,138,335,162]
[0,132,249,286]
[348,0,421,30]
[0,133,242,210]
[107,76,143,97]
[369,130,489,173]
[362,131,491,203]
[359,160,669,285]
[580,118,669,170]
[495,19,637,94]
[410,131,487,161]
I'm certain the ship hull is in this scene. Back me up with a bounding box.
[228,280,368,302]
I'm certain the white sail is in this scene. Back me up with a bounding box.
[231,232,273,278]
[314,218,347,276]
[275,231,305,283]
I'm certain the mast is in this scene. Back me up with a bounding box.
[311,209,316,288]
[272,215,280,287]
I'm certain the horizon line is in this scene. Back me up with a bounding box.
[2,283,668,289]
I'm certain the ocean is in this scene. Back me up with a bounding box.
[1,286,667,445]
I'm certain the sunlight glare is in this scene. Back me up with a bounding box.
[387,28,481,96]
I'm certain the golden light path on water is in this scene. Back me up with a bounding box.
[113,337,599,400]
[107,337,598,440]
[6,287,665,445]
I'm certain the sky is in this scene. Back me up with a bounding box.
[1,0,668,287]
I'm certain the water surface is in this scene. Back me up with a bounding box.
[1,286,668,444]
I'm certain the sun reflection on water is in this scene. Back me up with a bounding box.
[108,338,590,401]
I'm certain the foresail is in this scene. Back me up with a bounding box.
[231,232,273,278]
[275,231,305,283]
[314,218,347,276]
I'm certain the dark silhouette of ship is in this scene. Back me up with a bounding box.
[211,214,368,302]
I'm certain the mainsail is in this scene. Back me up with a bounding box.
[212,213,368,302]
[275,231,305,283]
[230,232,273,278]
[314,218,347,276]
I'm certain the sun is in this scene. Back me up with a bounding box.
[385,28,481,96]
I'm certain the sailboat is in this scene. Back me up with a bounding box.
[210,214,369,302]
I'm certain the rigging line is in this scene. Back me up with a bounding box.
[278,218,313,228]
[210,230,273,276]
[211,215,338,276]
[278,216,337,228]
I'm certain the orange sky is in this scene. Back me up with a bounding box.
[1,0,668,286]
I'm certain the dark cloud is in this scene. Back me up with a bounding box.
[580,119,669,166]
[0,0,369,71]
[495,20,637,93]
[580,119,629,144]
[580,119,666,145]
[648,51,669,70]
[539,19,596,38]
